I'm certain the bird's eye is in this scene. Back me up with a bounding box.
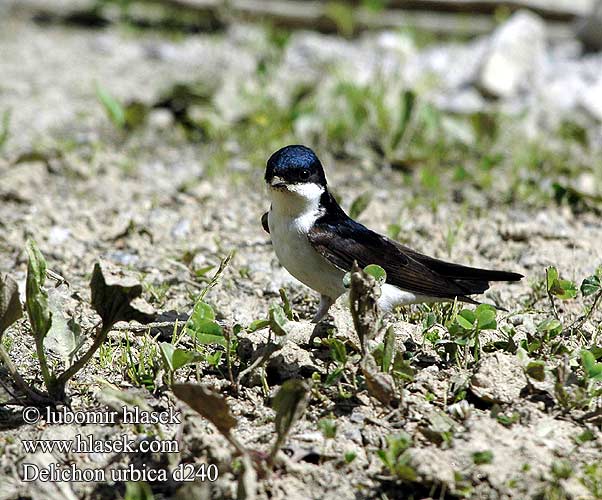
[299,169,311,180]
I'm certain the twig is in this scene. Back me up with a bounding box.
[547,290,560,321]
[224,325,236,393]
[56,321,113,390]
[567,288,602,333]
[0,345,52,404]
[236,331,278,385]
[114,321,180,333]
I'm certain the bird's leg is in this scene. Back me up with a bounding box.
[312,295,334,323]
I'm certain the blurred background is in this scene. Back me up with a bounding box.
[1,4,602,499]
[1,0,601,292]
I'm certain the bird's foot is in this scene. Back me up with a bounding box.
[312,295,334,323]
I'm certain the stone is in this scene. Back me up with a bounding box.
[580,75,602,121]
[478,11,546,98]
[470,352,527,404]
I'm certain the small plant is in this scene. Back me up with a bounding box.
[1,240,153,402]
[160,253,235,385]
[318,417,337,439]
[581,463,602,499]
[377,433,417,482]
[472,450,494,465]
[95,82,148,131]
[0,109,11,152]
[446,304,497,365]
[545,266,577,319]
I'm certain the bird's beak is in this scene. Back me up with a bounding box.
[270,176,288,190]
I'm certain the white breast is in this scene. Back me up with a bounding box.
[268,184,346,300]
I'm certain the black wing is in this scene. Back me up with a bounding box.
[308,216,522,300]
[261,211,270,234]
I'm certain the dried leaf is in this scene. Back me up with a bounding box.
[44,288,85,364]
[0,274,22,335]
[172,383,237,437]
[349,262,380,351]
[271,379,310,457]
[90,261,154,328]
[362,355,397,407]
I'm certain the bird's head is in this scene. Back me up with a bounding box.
[265,145,327,212]
[265,145,327,189]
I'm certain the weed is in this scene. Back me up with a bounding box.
[377,433,417,482]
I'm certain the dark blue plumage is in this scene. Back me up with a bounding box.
[265,145,327,187]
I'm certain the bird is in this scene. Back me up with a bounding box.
[262,145,523,323]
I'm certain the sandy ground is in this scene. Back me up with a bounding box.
[1,3,601,500]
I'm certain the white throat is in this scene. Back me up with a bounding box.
[268,182,325,220]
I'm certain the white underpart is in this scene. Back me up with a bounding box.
[268,181,347,301]
[267,181,444,318]
[379,284,441,313]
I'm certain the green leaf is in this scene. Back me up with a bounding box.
[537,318,562,337]
[269,304,289,336]
[247,319,270,332]
[318,418,337,439]
[574,429,595,445]
[90,261,154,329]
[205,350,223,367]
[556,279,577,299]
[473,450,494,465]
[125,481,154,500]
[189,301,215,323]
[95,82,125,128]
[0,274,22,335]
[546,267,577,299]
[271,380,310,457]
[25,240,52,342]
[123,101,148,130]
[327,338,347,365]
[581,275,601,297]
[186,300,224,346]
[188,321,225,347]
[581,350,602,380]
[391,90,416,150]
[349,192,372,219]
[279,288,294,320]
[456,310,476,330]
[581,350,595,372]
[475,304,497,330]
[382,325,395,373]
[546,267,559,292]
[364,264,386,285]
[526,360,546,382]
[160,343,201,372]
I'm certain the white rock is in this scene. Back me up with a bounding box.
[580,75,602,121]
[478,11,546,98]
